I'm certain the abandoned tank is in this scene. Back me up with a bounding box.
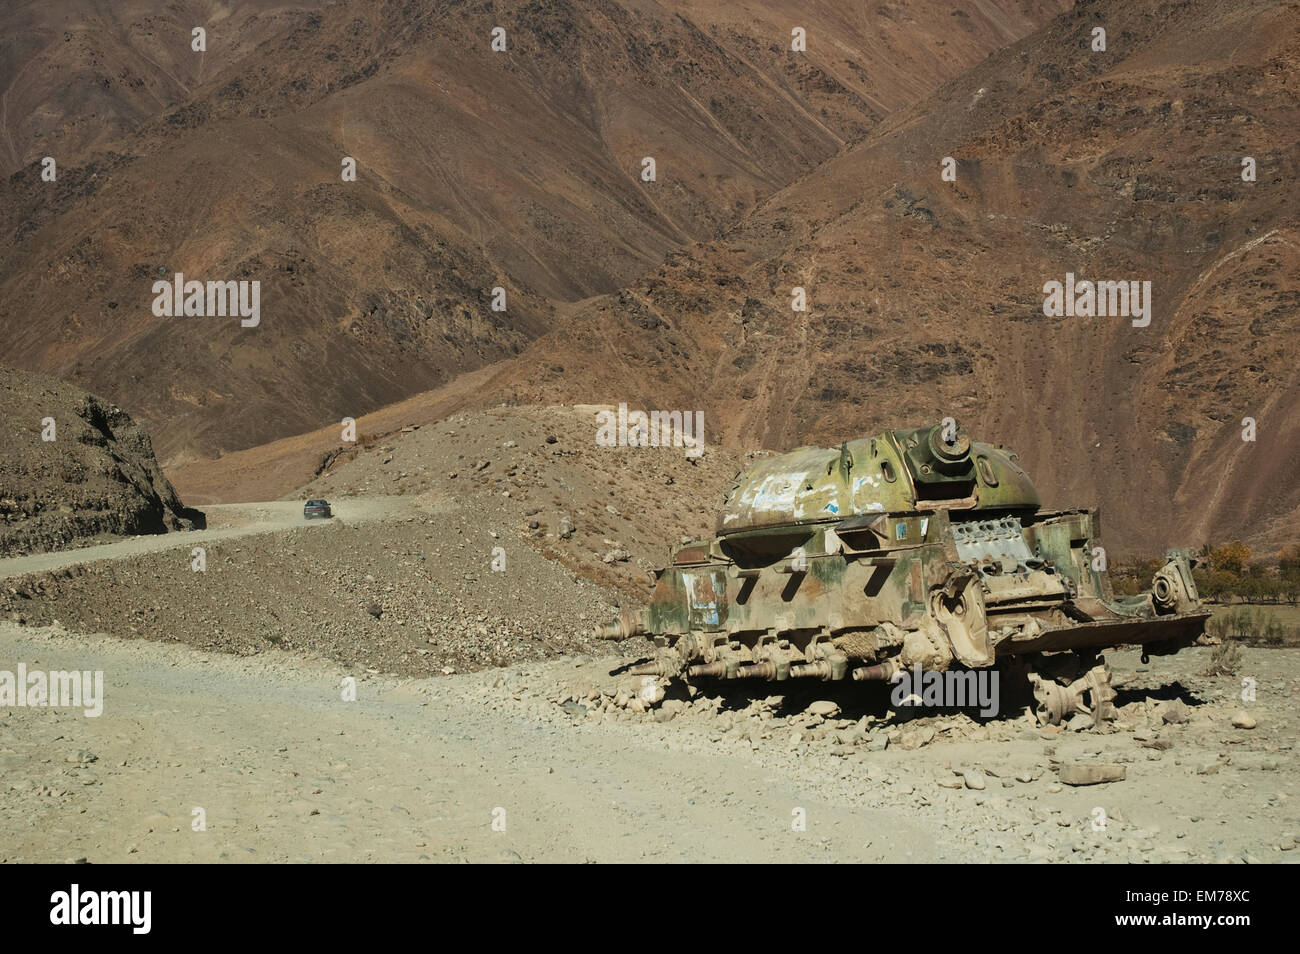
[597,422,1209,725]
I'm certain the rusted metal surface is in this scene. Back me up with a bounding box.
[596,421,1208,718]
[1028,656,1119,726]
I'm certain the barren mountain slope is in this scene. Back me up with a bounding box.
[0,0,330,175]
[459,0,1300,554]
[0,0,1069,466]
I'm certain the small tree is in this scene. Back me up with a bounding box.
[1209,541,1251,575]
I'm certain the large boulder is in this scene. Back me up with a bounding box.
[0,367,204,557]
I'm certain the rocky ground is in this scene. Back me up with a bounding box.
[540,647,1299,863]
[2,405,1296,863]
[299,403,747,600]
[3,404,752,676]
[0,496,643,679]
[1,622,1295,864]
[0,367,203,557]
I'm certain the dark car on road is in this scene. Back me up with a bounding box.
[303,499,332,519]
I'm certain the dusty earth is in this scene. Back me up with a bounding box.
[0,493,640,678]
[2,620,1296,864]
[2,405,747,676]
[3,0,1295,870]
[3,405,1297,863]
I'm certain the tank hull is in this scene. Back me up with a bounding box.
[597,424,1208,723]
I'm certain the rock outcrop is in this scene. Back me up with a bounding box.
[0,367,204,557]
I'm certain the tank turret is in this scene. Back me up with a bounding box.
[718,422,1039,536]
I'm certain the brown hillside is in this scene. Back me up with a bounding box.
[459,0,1299,555]
[0,1,330,175]
[0,0,1068,465]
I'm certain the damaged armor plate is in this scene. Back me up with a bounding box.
[596,422,1209,726]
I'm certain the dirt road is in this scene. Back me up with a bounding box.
[0,623,939,863]
[0,498,409,581]
[3,621,1297,863]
